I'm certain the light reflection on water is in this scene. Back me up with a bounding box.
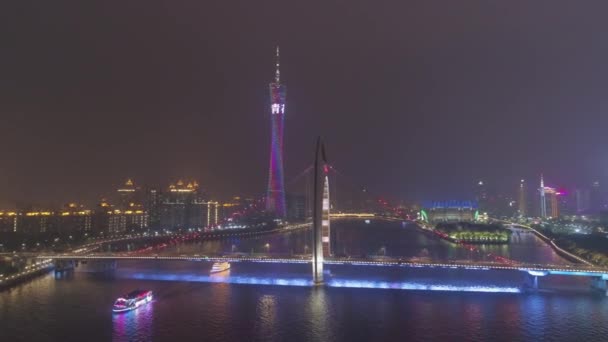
[119,270,521,293]
[112,298,154,341]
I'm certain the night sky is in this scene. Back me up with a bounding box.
[2,1,608,207]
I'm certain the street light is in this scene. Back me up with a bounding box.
[265,243,270,253]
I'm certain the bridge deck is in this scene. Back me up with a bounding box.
[36,254,608,277]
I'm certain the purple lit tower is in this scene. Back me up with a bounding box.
[266,47,287,217]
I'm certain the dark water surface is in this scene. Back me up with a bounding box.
[1,220,606,341]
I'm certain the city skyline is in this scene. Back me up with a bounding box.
[5,3,608,341]
[2,2,608,206]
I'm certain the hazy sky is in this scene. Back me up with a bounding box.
[2,1,608,207]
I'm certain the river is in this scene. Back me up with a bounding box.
[1,219,606,341]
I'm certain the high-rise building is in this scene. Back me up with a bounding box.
[58,203,92,234]
[474,180,488,212]
[544,187,559,218]
[159,180,219,230]
[20,211,54,234]
[106,209,147,233]
[590,180,603,213]
[161,180,199,229]
[266,47,287,217]
[0,212,18,233]
[576,188,591,213]
[539,175,547,218]
[117,179,138,209]
[518,179,527,217]
[286,193,306,221]
[145,187,161,229]
[558,190,576,216]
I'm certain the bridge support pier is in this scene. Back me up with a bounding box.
[590,276,608,296]
[54,260,75,274]
[74,260,117,273]
[523,271,548,292]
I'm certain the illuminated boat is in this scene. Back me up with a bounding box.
[210,262,231,274]
[112,290,153,313]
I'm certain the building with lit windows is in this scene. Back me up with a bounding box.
[116,179,141,209]
[19,211,54,234]
[145,187,161,229]
[286,193,307,221]
[544,187,560,218]
[57,203,92,234]
[0,204,93,235]
[590,181,603,213]
[576,188,591,213]
[0,212,18,233]
[106,209,147,233]
[160,180,219,230]
[475,180,488,212]
[518,179,527,217]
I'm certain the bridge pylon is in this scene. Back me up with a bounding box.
[312,137,330,285]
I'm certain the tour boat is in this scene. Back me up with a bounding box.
[210,262,231,274]
[112,290,153,313]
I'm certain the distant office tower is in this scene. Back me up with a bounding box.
[160,180,218,230]
[558,191,576,216]
[590,181,602,213]
[518,179,527,217]
[266,47,287,217]
[544,187,559,218]
[600,210,608,226]
[58,203,93,234]
[286,193,306,221]
[145,187,161,229]
[107,209,147,233]
[475,180,488,212]
[0,211,18,233]
[117,179,138,209]
[539,175,547,218]
[576,188,591,213]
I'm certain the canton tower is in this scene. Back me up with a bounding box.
[266,47,287,217]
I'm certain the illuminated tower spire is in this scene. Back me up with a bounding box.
[275,46,280,83]
[540,174,547,218]
[266,46,287,217]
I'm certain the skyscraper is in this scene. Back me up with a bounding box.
[576,188,591,213]
[117,179,137,209]
[590,180,602,213]
[539,174,547,218]
[474,180,487,211]
[160,180,217,230]
[266,47,287,217]
[544,187,559,218]
[518,179,527,217]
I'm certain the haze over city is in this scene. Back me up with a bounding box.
[3,1,608,207]
[4,3,608,342]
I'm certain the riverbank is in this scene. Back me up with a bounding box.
[0,260,54,290]
[494,220,592,265]
[435,222,511,244]
[415,222,508,245]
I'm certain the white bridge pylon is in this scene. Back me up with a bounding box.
[312,137,331,285]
